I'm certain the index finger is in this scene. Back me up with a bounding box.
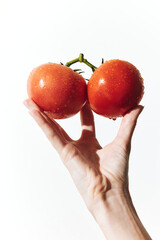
[24,99,66,154]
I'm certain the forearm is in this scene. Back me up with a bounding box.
[89,190,152,240]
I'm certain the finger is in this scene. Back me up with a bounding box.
[23,98,42,112]
[23,99,72,142]
[51,118,73,142]
[115,105,144,149]
[23,99,67,153]
[29,109,66,154]
[80,101,95,137]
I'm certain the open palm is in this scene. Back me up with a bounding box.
[24,99,143,209]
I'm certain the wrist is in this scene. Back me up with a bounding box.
[89,188,151,240]
[89,188,130,230]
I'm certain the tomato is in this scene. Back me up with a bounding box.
[27,63,87,119]
[87,59,144,119]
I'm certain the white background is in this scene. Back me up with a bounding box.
[0,0,160,239]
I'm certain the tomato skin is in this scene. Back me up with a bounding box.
[27,63,87,119]
[87,60,144,118]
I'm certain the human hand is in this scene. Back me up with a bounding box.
[23,99,143,211]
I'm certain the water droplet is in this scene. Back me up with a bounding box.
[112,117,117,121]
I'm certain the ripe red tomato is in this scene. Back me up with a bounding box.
[87,59,144,119]
[27,63,87,119]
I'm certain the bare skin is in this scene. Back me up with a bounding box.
[24,99,151,240]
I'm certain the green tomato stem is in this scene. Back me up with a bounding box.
[65,53,97,72]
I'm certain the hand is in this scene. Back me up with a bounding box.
[23,99,143,210]
[24,99,152,240]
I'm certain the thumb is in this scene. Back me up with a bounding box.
[115,105,144,149]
